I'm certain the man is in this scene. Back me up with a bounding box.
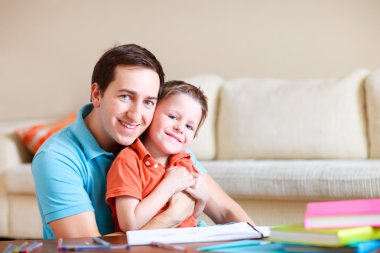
[32,44,252,239]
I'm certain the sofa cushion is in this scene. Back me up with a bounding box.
[217,69,370,159]
[365,69,380,158]
[202,160,380,199]
[184,74,223,160]
[3,164,35,194]
[15,113,76,154]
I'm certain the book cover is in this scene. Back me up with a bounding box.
[305,199,380,229]
[269,224,380,247]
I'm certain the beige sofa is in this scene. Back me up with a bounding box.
[1,69,380,239]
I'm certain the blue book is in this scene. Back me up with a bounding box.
[282,240,380,253]
[197,240,285,252]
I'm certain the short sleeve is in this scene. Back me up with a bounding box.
[186,148,207,173]
[32,150,93,223]
[106,151,143,203]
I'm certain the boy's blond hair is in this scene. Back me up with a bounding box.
[158,80,208,135]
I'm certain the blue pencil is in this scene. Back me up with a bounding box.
[92,237,111,246]
[58,244,129,251]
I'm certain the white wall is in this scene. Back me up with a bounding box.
[1,0,380,120]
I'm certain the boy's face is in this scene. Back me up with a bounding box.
[145,93,202,157]
[92,66,160,150]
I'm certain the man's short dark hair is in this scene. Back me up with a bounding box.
[91,44,165,94]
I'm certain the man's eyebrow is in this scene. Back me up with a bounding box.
[118,89,136,94]
[118,89,158,100]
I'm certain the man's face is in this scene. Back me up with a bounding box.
[144,93,202,158]
[92,66,160,150]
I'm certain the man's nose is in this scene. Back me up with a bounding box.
[127,102,142,121]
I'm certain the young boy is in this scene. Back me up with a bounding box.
[106,80,209,232]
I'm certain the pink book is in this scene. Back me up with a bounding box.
[304,199,380,229]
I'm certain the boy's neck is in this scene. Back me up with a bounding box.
[141,136,170,167]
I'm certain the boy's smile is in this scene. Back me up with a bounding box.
[143,93,202,165]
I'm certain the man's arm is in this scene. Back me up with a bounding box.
[203,174,254,224]
[49,212,101,238]
[32,150,98,238]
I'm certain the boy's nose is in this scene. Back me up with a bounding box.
[174,125,183,133]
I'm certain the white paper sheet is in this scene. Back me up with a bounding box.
[126,222,270,245]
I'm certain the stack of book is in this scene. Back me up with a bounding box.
[269,199,380,253]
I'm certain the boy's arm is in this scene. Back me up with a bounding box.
[115,167,195,231]
[203,174,254,224]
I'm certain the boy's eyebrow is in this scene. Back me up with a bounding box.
[118,89,158,100]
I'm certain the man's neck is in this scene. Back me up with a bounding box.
[84,107,122,154]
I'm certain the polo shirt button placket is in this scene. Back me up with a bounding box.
[153,164,158,168]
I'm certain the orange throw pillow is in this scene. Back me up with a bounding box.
[15,113,77,154]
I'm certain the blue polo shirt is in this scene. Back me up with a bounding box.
[32,103,206,239]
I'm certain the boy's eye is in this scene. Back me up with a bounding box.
[168,115,177,120]
[186,124,194,131]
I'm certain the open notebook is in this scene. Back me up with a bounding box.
[126,222,270,245]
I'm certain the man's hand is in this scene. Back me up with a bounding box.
[142,192,195,229]
[167,191,196,223]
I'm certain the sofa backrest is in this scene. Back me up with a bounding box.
[217,69,370,159]
[189,70,375,160]
[185,74,224,161]
[365,69,380,158]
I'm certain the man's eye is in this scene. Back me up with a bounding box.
[120,94,131,100]
[144,100,155,107]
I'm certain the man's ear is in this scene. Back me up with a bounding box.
[91,83,102,108]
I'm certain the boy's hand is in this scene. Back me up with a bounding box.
[185,173,210,217]
[162,166,195,194]
[185,173,209,202]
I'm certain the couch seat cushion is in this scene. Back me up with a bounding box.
[202,160,380,200]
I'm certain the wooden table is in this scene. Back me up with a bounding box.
[0,236,213,252]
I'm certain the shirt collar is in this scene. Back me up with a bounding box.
[131,138,190,167]
[72,103,114,160]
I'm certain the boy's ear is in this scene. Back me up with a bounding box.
[91,83,102,108]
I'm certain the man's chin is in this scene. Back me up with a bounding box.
[118,136,139,146]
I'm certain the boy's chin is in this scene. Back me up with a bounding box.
[162,146,186,155]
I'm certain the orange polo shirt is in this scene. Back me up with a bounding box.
[106,138,198,231]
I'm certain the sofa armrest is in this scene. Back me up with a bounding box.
[0,132,33,168]
[0,120,41,168]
